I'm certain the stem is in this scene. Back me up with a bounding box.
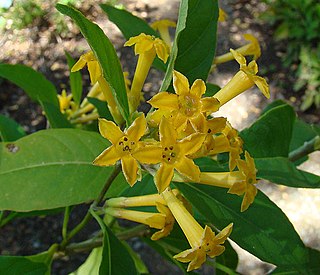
[288,136,320,162]
[62,206,71,241]
[60,164,121,248]
[206,260,238,275]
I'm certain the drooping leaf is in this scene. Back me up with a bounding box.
[56,4,130,124]
[0,115,26,142]
[0,129,113,211]
[240,103,296,158]
[174,182,309,267]
[90,210,137,275]
[161,0,219,91]
[256,157,320,188]
[0,64,58,107]
[65,51,83,106]
[100,4,166,72]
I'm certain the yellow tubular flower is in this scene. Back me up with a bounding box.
[151,202,175,240]
[105,193,166,208]
[58,89,73,113]
[105,207,166,229]
[213,49,270,106]
[214,34,261,64]
[71,51,101,84]
[151,19,176,49]
[134,117,206,193]
[228,151,258,212]
[218,8,228,22]
[125,33,169,112]
[93,115,147,186]
[209,122,243,171]
[148,71,220,133]
[162,188,233,272]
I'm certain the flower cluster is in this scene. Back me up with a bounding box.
[72,17,269,271]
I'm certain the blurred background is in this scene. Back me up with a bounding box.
[0,0,319,274]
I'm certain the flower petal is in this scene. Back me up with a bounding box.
[228,180,246,196]
[148,92,179,110]
[241,184,257,212]
[190,79,206,98]
[87,61,101,84]
[98,118,124,144]
[252,75,270,99]
[173,70,189,95]
[174,156,200,182]
[179,133,206,155]
[155,163,174,193]
[126,115,147,141]
[93,146,120,166]
[132,146,162,164]
[159,117,177,147]
[121,155,139,186]
[231,49,247,66]
[200,97,220,113]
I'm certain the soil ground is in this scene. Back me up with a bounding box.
[0,1,319,274]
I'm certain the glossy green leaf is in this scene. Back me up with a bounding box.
[56,4,130,124]
[174,182,309,267]
[69,248,102,275]
[87,97,113,121]
[205,83,220,97]
[90,210,137,275]
[100,4,166,72]
[122,242,149,274]
[0,129,113,211]
[0,115,26,142]
[65,51,83,106]
[0,64,58,107]
[241,104,296,158]
[256,157,320,188]
[161,0,219,91]
[216,240,238,275]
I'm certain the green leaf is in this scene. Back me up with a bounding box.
[87,97,113,121]
[69,247,102,275]
[161,0,219,91]
[174,182,309,267]
[256,157,320,188]
[65,51,83,106]
[0,64,59,107]
[122,242,149,274]
[0,247,55,275]
[0,115,26,142]
[90,210,137,275]
[216,240,238,275]
[40,101,73,128]
[56,4,130,124]
[0,129,113,211]
[205,83,220,97]
[240,104,296,158]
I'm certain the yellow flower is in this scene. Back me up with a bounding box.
[209,122,243,170]
[218,8,228,22]
[105,193,166,208]
[228,151,258,212]
[58,89,73,113]
[93,115,147,186]
[214,34,261,64]
[214,49,270,106]
[148,71,220,132]
[71,51,123,124]
[71,51,101,84]
[162,188,233,272]
[134,117,206,193]
[105,207,166,230]
[151,19,176,49]
[151,202,175,240]
[125,33,169,112]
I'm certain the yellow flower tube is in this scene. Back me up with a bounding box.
[214,34,261,64]
[162,188,233,272]
[125,33,169,113]
[213,49,270,106]
[151,19,176,49]
[105,193,166,208]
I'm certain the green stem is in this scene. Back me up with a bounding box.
[288,136,320,162]
[206,260,238,275]
[62,206,71,242]
[60,164,121,248]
